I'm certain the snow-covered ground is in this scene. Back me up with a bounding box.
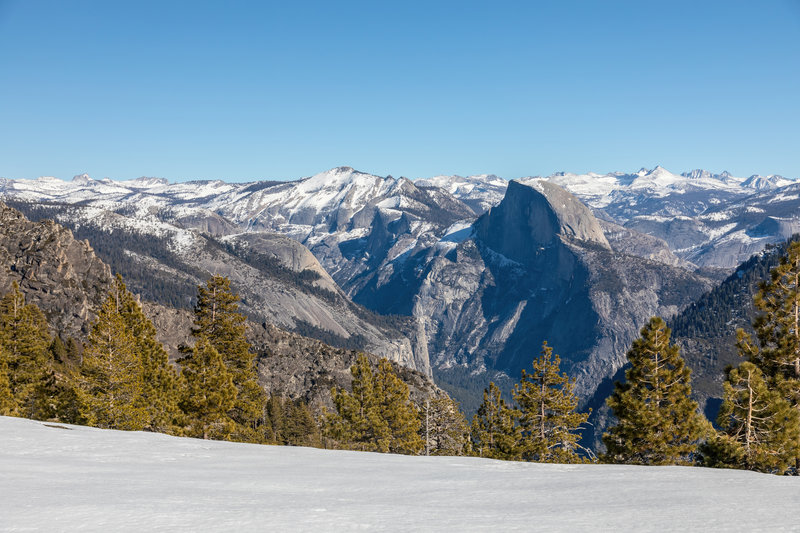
[1,416,798,532]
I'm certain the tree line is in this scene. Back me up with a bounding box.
[1,240,799,475]
[0,275,318,445]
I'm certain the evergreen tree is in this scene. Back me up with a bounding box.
[740,240,800,468]
[79,295,147,430]
[328,354,390,452]
[702,361,800,474]
[513,342,591,463]
[191,276,266,440]
[263,394,321,447]
[470,382,521,460]
[603,317,706,465]
[0,283,55,418]
[374,359,423,455]
[112,276,181,433]
[0,345,18,416]
[49,336,68,365]
[180,338,237,440]
[281,398,321,447]
[422,396,469,456]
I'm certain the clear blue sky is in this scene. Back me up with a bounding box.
[1,0,799,182]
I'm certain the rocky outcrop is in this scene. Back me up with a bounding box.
[0,202,113,338]
[144,301,441,411]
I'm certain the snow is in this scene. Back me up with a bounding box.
[1,416,799,532]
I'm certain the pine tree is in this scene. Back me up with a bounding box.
[0,283,55,418]
[79,295,148,430]
[740,240,800,469]
[263,394,321,447]
[513,342,591,463]
[470,382,521,460]
[603,317,706,465]
[328,354,390,451]
[191,276,266,441]
[422,396,469,456]
[281,398,321,447]
[112,276,181,433]
[0,345,18,416]
[702,361,800,474]
[374,359,423,455]
[180,338,237,440]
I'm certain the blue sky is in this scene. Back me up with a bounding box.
[1,1,799,182]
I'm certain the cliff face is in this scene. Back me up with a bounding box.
[363,181,713,405]
[476,179,611,256]
[0,202,113,339]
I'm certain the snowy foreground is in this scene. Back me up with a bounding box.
[2,417,798,532]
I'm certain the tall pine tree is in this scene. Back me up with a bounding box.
[112,276,181,433]
[374,359,423,455]
[740,240,800,469]
[603,317,706,465]
[422,396,469,456]
[513,342,591,463]
[470,382,521,460]
[328,354,390,452]
[78,294,147,430]
[0,283,55,418]
[702,361,800,474]
[180,338,237,440]
[0,345,17,416]
[191,276,266,441]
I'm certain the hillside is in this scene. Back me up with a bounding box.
[0,201,441,411]
[2,416,798,532]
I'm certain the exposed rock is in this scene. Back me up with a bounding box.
[0,202,113,338]
[143,301,441,411]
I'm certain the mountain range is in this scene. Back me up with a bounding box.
[2,165,797,418]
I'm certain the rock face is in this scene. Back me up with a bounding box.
[144,302,441,411]
[362,181,713,405]
[476,180,611,255]
[0,202,113,339]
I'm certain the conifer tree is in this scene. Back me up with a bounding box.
[470,382,521,460]
[191,276,266,440]
[263,394,321,446]
[79,295,148,430]
[328,354,390,451]
[603,317,706,465]
[50,337,68,365]
[0,345,18,416]
[702,361,800,474]
[180,338,237,440]
[112,276,181,433]
[375,359,423,455]
[279,397,321,447]
[0,283,55,418]
[422,396,469,456]
[513,342,591,463]
[739,240,800,469]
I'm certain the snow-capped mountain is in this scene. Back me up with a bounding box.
[415,166,799,270]
[2,164,797,413]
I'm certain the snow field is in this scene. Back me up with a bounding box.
[1,416,799,532]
